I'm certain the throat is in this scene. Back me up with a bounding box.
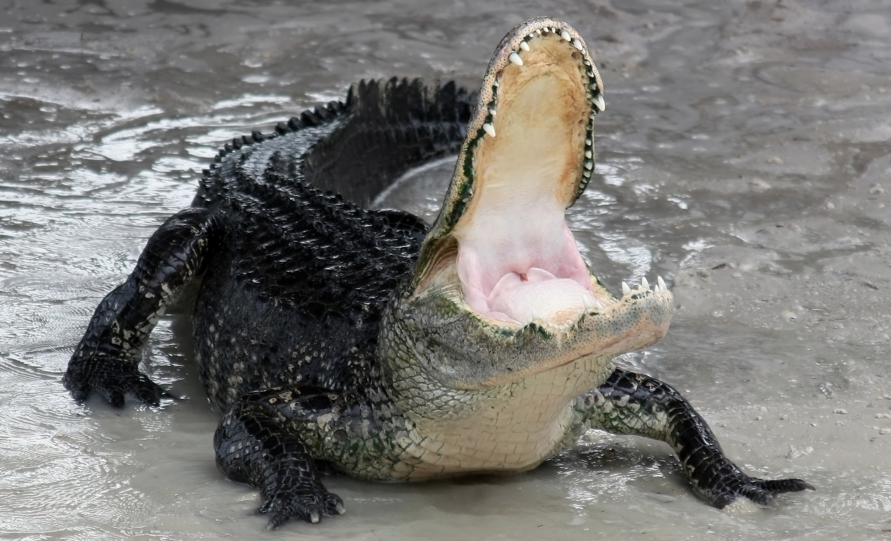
[455,217,594,325]
[488,267,596,325]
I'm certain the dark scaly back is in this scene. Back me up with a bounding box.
[189,79,474,404]
[193,78,473,313]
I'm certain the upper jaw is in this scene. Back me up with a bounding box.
[411,18,607,332]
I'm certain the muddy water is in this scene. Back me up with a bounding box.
[2,1,890,539]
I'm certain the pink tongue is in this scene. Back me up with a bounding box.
[488,267,595,325]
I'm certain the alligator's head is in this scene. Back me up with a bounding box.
[384,18,673,395]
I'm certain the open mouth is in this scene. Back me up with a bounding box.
[411,18,670,335]
[452,29,595,327]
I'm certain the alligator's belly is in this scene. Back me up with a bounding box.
[393,353,615,481]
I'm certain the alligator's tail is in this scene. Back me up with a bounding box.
[196,78,476,209]
[306,78,475,207]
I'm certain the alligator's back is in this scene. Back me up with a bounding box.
[188,79,475,409]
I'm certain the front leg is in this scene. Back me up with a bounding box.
[64,208,223,406]
[214,387,346,530]
[577,368,814,508]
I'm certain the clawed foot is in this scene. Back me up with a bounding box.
[259,483,345,530]
[64,358,172,407]
[706,471,815,509]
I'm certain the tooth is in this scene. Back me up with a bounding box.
[528,33,535,40]
[583,169,592,178]
[654,284,662,294]
[593,94,606,112]
[561,30,571,41]
[535,29,542,36]
[585,150,592,159]
[508,52,523,66]
[482,123,496,137]
[520,41,530,51]
[658,276,667,291]
[582,296,594,310]
[585,138,592,145]
[584,160,593,170]
[622,282,631,295]
[489,106,496,116]
[572,38,583,50]
[641,277,649,289]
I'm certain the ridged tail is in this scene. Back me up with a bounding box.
[196,78,476,209]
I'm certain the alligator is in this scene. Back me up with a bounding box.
[63,17,813,530]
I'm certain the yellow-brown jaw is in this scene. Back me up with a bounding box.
[387,18,673,392]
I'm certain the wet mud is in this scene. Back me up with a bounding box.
[1,1,890,539]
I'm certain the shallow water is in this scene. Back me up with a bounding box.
[2,1,891,539]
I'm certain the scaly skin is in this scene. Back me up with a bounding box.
[64,17,813,530]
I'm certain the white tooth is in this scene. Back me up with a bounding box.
[508,52,523,66]
[585,150,592,159]
[489,106,496,116]
[654,284,662,294]
[622,282,631,295]
[583,169,592,178]
[641,277,649,289]
[528,33,534,39]
[658,276,667,291]
[535,29,542,35]
[572,38,583,50]
[582,296,594,310]
[520,41,530,51]
[482,123,496,137]
[561,30,571,41]
[585,138,592,145]
[593,94,606,112]
[584,160,593,170]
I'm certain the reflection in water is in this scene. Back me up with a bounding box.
[1,1,891,539]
